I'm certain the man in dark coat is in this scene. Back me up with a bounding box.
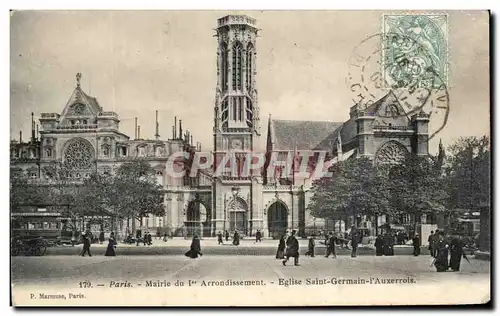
[433,231,449,272]
[428,230,437,257]
[185,235,202,258]
[224,230,230,242]
[136,230,141,246]
[80,231,92,257]
[232,230,240,246]
[282,230,299,266]
[217,231,223,245]
[325,232,337,258]
[375,235,384,256]
[350,230,359,258]
[255,230,262,243]
[412,233,421,256]
[305,234,316,257]
[449,236,468,272]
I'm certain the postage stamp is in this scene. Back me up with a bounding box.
[382,13,449,89]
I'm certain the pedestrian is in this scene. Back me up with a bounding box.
[105,232,117,256]
[136,230,141,246]
[232,230,240,246]
[375,234,383,256]
[80,232,92,257]
[325,232,337,258]
[143,231,148,246]
[148,232,153,245]
[412,233,421,256]
[185,235,203,259]
[428,230,436,257]
[163,232,168,242]
[217,231,223,245]
[350,230,359,258]
[433,231,449,272]
[255,229,262,243]
[276,235,286,259]
[224,230,229,242]
[99,230,105,245]
[282,230,300,266]
[305,234,316,257]
[449,235,468,272]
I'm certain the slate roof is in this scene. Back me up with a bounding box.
[81,89,103,114]
[270,119,344,151]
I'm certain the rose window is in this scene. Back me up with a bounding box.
[63,138,95,169]
[375,141,408,165]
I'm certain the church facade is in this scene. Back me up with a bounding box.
[10,15,430,239]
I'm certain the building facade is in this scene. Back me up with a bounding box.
[10,15,431,239]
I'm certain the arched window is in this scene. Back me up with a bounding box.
[232,41,243,91]
[385,104,400,117]
[246,43,254,90]
[221,98,229,127]
[220,42,229,92]
[246,99,253,127]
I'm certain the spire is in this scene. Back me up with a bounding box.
[76,72,82,88]
[436,139,446,170]
[336,128,343,161]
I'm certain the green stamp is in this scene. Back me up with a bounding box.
[382,13,448,89]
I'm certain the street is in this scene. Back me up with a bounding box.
[11,253,490,306]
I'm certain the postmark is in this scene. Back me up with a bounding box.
[346,31,449,140]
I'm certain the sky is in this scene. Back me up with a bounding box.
[10,10,490,153]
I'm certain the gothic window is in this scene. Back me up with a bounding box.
[221,42,229,92]
[45,149,52,158]
[120,147,127,156]
[232,41,243,91]
[385,104,400,117]
[138,146,146,157]
[246,43,254,90]
[375,141,408,166]
[102,145,110,157]
[63,138,95,170]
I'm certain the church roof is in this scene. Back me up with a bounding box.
[270,119,344,151]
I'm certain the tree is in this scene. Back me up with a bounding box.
[386,155,448,233]
[308,157,394,234]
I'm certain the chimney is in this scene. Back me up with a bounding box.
[179,120,183,141]
[134,117,138,139]
[190,135,193,146]
[31,112,35,141]
[174,116,177,139]
[155,110,160,140]
[19,131,22,143]
[172,125,175,139]
[36,124,39,140]
[138,126,141,139]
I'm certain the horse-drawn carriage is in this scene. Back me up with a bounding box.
[11,236,48,256]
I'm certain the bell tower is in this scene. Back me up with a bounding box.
[212,15,261,237]
[213,15,260,165]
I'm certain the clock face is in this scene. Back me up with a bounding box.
[231,139,243,149]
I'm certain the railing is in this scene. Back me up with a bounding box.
[262,185,302,191]
[55,124,98,130]
[99,111,118,117]
[40,113,60,119]
[373,125,413,131]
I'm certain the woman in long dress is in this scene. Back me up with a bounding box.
[449,236,467,271]
[433,232,449,272]
[185,235,203,259]
[105,232,117,256]
[232,230,240,246]
[276,235,286,259]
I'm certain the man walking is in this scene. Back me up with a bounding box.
[255,229,262,243]
[224,230,229,242]
[412,233,421,256]
[80,231,92,257]
[282,230,300,266]
[428,230,437,257]
[217,231,223,245]
[350,229,359,258]
[325,232,337,258]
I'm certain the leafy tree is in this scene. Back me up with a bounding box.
[387,155,448,232]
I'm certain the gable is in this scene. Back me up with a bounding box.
[59,87,103,125]
[366,91,411,127]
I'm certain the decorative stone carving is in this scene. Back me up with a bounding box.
[228,197,247,210]
[375,141,408,165]
[63,138,95,170]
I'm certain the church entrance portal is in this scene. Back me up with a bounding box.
[267,201,288,239]
[185,200,210,238]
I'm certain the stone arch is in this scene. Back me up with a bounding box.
[375,140,409,166]
[227,196,248,234]
[266,199,289,239]
[62,137,95,170]
[185,198,210,237]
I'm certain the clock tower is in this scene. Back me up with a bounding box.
[212,15,261,236]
